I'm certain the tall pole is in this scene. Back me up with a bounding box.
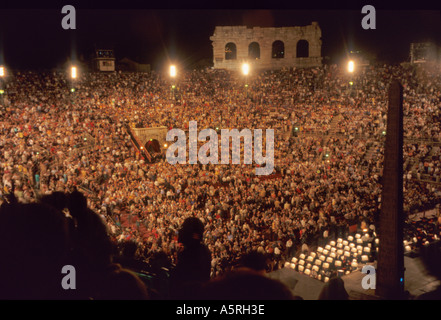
[376,80,405,299]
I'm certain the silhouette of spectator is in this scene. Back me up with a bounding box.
[169,217,212,299]
[199,268,294,300]
[318,277,349,300]
[238,251,268,274]
[0,198,71,299]
[0,191,149,300]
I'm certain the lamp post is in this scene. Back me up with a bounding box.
[170,65,177,101]
[70,66,78,105]
[0,66,6,107]
[242,63,250,99]
[347,60,355,97]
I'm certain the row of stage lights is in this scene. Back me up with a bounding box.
[0,59,354,82]
[1,58,356,80]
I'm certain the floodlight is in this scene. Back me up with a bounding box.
[241,63,250,76]
[304,269,311,276]
[319,255,326,261]
[330,252,336,259]
[343,240,349,246]
[349,243,355,248]
[335,260,342,267]
[291,257,298,263]
[355,234,361,239]
[322,262,330,269]
[299,259,305,266]
[290,263,296,269]
[348,236,354,242]
[170,65,177,78]
[363,247,371,253]
[325,245,331,250]
[299,253,306,260]
[337,238,343,243]
[347,60,355,73]
[298,265,305,272]
[0,66,5,77]
[307,256,314,262]
[361,255,369,262]
[310,252,317,258]
[326,257,333,263]
[312,265,320,272]
[323,249,329,256]
[329,241,336,246]
[317,247,324,253]
[284,262,290,268]
[405,245,411,252]
[71,66,77,79]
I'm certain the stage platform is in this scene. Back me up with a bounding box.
[267,255,441,300]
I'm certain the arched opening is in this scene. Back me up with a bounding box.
[225,42,237,60]
[272,40,285,59]
[145,139,162,161]
[248,42,260,60]
[296,40,309,58]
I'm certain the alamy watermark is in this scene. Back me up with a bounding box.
[165,121,274,176]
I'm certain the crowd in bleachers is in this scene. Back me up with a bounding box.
[0,62,440,299]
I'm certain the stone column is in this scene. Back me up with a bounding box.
[376,80,405,299]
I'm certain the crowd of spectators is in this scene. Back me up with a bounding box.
[0,62,440,299]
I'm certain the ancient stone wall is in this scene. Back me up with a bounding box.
[210,22,322,71]
[132,127,168,147]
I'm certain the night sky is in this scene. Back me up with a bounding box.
[0,2,440,70]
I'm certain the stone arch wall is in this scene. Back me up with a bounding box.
[210,22,322,70]
[296,39,309,58]
[132,127,168,149]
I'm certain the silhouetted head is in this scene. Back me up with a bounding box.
[178,217,205,246]
[0,201,70,299]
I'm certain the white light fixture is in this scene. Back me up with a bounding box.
[169,65,177,78]
[71,66,77,79]
[347,60,355,73]
[241,63,250,76]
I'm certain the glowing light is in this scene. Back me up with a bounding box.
[71,66,77,79]
[347,60,355,73]
[0,90,4,94]
[164,144,168,148]
[170,65,177,78]
[0,66,5,77]
[241,63,250,76]
[349,81,353,86]
[70,88,75,93]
